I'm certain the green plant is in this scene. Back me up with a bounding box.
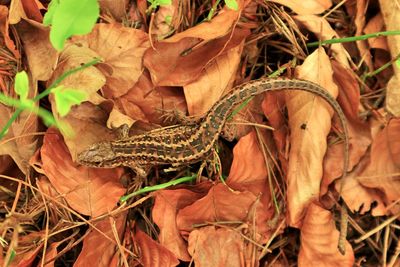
[43,0,100,51]
[0,58,101,140]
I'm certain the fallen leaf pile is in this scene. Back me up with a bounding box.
[1,0,400,266]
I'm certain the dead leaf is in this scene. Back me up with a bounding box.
[269,0,332,15]
[152,184,212,261]
[299,202,354,266]
[115,71,187,125]
[176,183,270,242]
[379,0,400,116]
[72,23,150,97]
[356,118,400,214]
[227,131,272,208]
[184,43,243,115]
[16,20,58,81]
[40,128,125,217]
[286,48,339,227]
[294,15,351,67]
[135,229,179,267]
[188,226,248,267]
[364,13,388,50]
[143,27,250,86]
[74,213,126,266]
[0,5,20,58]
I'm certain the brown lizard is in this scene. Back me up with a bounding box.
[77,77,350,254]
[78,77,348,179]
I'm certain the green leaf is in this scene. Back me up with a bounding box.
[158,0,172,5]
[47,0,99,50]
[225,0,238,10]
[53,86,88,117]
[396,57,400,68]
[43,0,60,26]
[14,71,29,100]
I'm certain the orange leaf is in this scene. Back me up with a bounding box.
[188,226,248,267]
[152,184,212,261]
[299,203,354,266]
[135,229,179,267]
[286,48,339,227]
[40,128,125,217]
[75,213,126,266]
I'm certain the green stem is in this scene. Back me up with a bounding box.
[0,58,101,140]
[119,175,196,202]
[307,30,400,47]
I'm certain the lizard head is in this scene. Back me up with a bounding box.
[77,142,117,168]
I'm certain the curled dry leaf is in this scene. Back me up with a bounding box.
[72,23,150,97]
[364,13,388,50]
[286,48,338,227]
[334,155,386,216]
[16,20,58,81]
[356,118,400,214]
[135,229,179,267]
[380,0,400,116]
[294,15,350,67]
[143,3,249,87]
[299,202,354,266]
[227,131,272,210]
[183,44,243,115]
[0,5,19,58]
[188,226,246,267]
[115,71,187,125]
[321,61,372,193]
[74,213,127,267]
[40,128,125,217]
[176,183,270,242]
[152,184,212,261]
[269,0,332,15]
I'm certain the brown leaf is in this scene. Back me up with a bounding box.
[135,229,179,267]
[187,226,248,267]
[143,27,250,86]
[176,183,270,241]
[334,155,386,216]
[227,131,272,209]
[74,213,126,267]
[40,128,125,217]
[356,118,400,213]
[115,71,187,124]
[269,0,332,15]
[287,48,339,227]
[72,23,150,97]
[299,203,354,266]
[294,15,350,67]
[16,20,58,81]
[0,6,20,58]
[183,43,243,115]
[364,13,388,50]
[152,184,212,261]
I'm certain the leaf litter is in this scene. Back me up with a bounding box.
[1,0,400,266]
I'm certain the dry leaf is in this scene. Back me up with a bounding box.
[188,226,247,267]
[152,184,212,261]
[184,43,243,115]
[299,202,354,266]
[364,13,388,50]
[269,0,332,15]
[286,48,339,227]
[143,27,250,86]
[40,128,125,217]
[294,15,350,67]
[356,118,400,214]
[74,214,126,266]
[135,229,179,267]
[72,23,150,97]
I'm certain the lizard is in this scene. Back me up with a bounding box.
[77,77,349,179]
[77,77,350,254]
